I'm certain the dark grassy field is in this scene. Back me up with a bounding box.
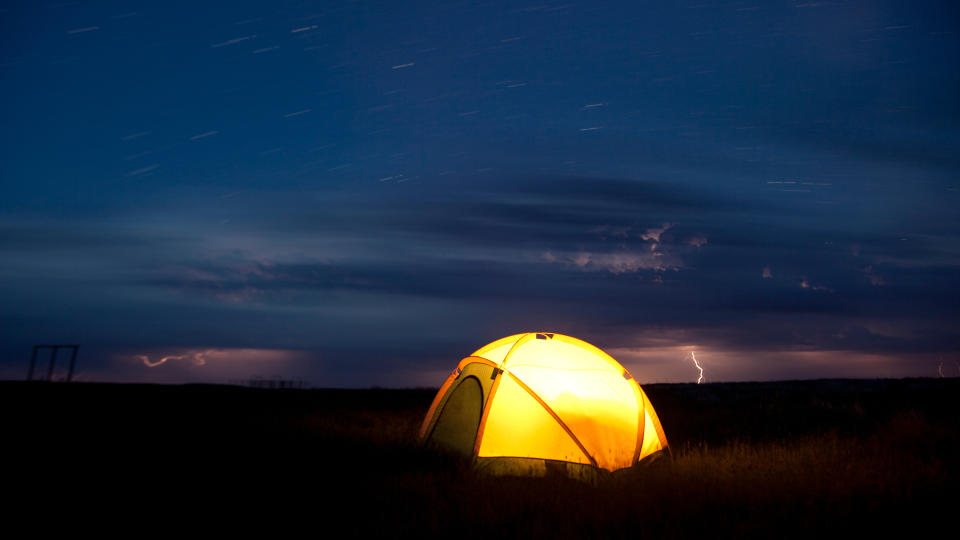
[4,378,958,537]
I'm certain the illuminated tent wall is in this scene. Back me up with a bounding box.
[419,333,669,477]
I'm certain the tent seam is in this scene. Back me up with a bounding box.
[505,370,599,468]
[631,381,646,463]
[473,333,535,455]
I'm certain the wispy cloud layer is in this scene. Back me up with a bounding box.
[1,173,956,385]
[1,0,958,385]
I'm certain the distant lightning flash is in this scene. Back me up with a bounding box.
[690,351,704,384]
[138,354,182,367]
[137,352,208,368]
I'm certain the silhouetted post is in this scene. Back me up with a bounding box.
[66,346,78,382]
[27,346,39,381]
[46,347,59,382]
[27,345,80,382]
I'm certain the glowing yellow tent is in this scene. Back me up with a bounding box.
[419,333,669,477]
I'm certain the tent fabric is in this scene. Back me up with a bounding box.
[419,333,669,474]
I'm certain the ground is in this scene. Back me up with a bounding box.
[3,378,957,537]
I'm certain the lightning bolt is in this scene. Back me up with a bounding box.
[939,361,945,378]
[690,351,704,384]
[138,354,182,368]
[136,351,210,368]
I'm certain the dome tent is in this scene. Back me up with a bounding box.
[419,333,669,478]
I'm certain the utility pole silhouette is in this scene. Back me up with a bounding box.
[27,345,79,382]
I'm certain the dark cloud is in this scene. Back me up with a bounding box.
[0,1,958,384]
[4,170,957,386]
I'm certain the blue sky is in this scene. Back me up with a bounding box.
[1,1,958,386]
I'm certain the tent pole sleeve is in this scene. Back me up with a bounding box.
[472,333,533,456]
[631,381,647,464]
[418,370,459,440]
[506,371,598,468]
[472,368,504,457]
[498,333,534,371]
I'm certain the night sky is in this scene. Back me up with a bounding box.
[1,1,958,386]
